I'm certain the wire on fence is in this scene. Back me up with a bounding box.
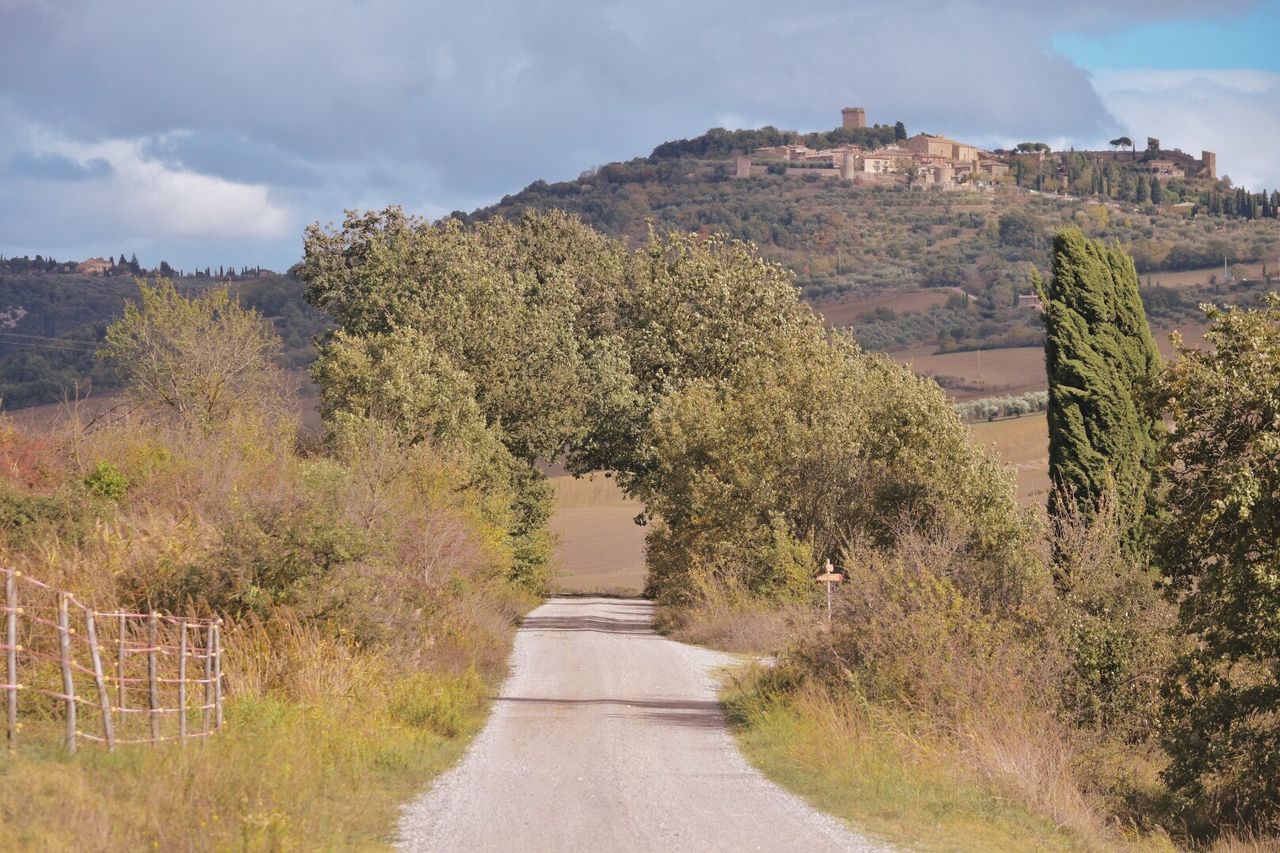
[2,567,226,754]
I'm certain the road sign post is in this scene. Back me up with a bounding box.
[816,559,844,625]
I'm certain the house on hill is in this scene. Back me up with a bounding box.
[907,133,979,164]
[76,258,113,275]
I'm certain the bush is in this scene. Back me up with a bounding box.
[83,460,128,499]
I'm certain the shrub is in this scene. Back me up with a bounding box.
[83,460,128,499]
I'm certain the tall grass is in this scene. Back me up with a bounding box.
[0,396,534,848]
[724,671,1119,852]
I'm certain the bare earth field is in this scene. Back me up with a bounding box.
[814,287,952,327]
[549,474,648,594]
[892,345,1047,401]
[1142,259,1272,289]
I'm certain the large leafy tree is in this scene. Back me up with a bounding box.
[101,278,290,431]
[1036,229,1162,551]
[1156,296,1280,833]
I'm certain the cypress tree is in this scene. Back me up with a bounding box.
[1035,229,1162,552]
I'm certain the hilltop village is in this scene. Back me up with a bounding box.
[735,106,1219,191]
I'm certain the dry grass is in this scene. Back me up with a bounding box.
[0,398,532,849]
[656,597,817,654]
[548,473,648,595]
[969,413,1050,505]
[723,674,1134,852]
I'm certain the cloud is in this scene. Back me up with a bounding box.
[2,150,113,181]
[0,0,1267,266]
[1091,69,1280,190]
[0,126,293,263]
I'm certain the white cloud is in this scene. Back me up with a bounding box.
[1091,69,1280,191]
[0,125,293,257]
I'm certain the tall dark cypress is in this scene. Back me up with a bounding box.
[1035,229,1162,552]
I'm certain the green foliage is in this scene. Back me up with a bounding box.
[0,483,87,550]
[83,460,128,500]
[300,209,630,591]
[1036,229,1162,552]
[647,122,900,161]
[1155,296,1280,835]
[100,279,292,431]
[954,390,1048,422]
[0,270,324,409]
[642,332,1035,611]
[389,670,487,737]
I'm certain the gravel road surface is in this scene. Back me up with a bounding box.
[398,597,883,852]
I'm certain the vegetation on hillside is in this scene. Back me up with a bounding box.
[1155,295,1280,835]
[3,195,1277,847]
[471,159,1280,359]
[640,229,1278,844]
[1037,229,1162,553]
[0,269,325,408]
[0,282,535,846]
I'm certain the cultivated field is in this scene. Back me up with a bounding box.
[893,345,1047,400]
[549,474,648,594]
[969,412,1050,506]
[813,287,953,327]
[1142,259,1273,289]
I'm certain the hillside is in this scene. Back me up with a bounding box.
[4,123,1279,413]
[0,267,325,408]
[469,124,1280,371]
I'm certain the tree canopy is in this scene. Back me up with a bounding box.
[1036,229,1162,551]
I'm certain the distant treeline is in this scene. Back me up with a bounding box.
[954,390,1048,422]
[648,122,905,161]
[0,254,276,280]
[0,271,326,408]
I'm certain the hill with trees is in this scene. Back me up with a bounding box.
[465,122,1280,361]
[0,263,326,408]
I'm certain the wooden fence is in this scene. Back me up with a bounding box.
[2,566,225,753]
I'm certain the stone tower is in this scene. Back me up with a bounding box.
[842,107,866,130]
[1201,150,1217,179]
[839,151,857,180]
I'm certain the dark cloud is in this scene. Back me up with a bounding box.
[0,0,1263,266]
[2,150,113,181]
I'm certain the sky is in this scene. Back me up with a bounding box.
[1,0,1277,271]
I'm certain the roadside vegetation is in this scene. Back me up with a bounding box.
[3,204,1276,850]
[672,231,1279,850]
[0,280,534,847]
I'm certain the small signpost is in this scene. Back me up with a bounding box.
[816,559,844,624]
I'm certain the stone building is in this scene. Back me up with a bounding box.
[842,106,867,130]
[906,133,979,163]
[76,257,113,275]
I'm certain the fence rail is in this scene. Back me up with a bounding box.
[2,566,226,753]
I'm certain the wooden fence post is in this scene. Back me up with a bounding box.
[85,610,114,752]
[177,620,187,744]
[203,621,214,734]
[58,593,76,754]
[213,622,223,730]
[148,612,160,743]
[117,612,126,715]
[6,571,17,752]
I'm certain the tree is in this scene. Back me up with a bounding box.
[1136,174,1150,204]
[1109,136,1133,158]
[100,279,291,430]
[1149,176,1163,205]
[894,121,907,141]
[1034,229,1162,553]
[1156,296,1280,834]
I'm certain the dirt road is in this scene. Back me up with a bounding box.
[398,597,881,852]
